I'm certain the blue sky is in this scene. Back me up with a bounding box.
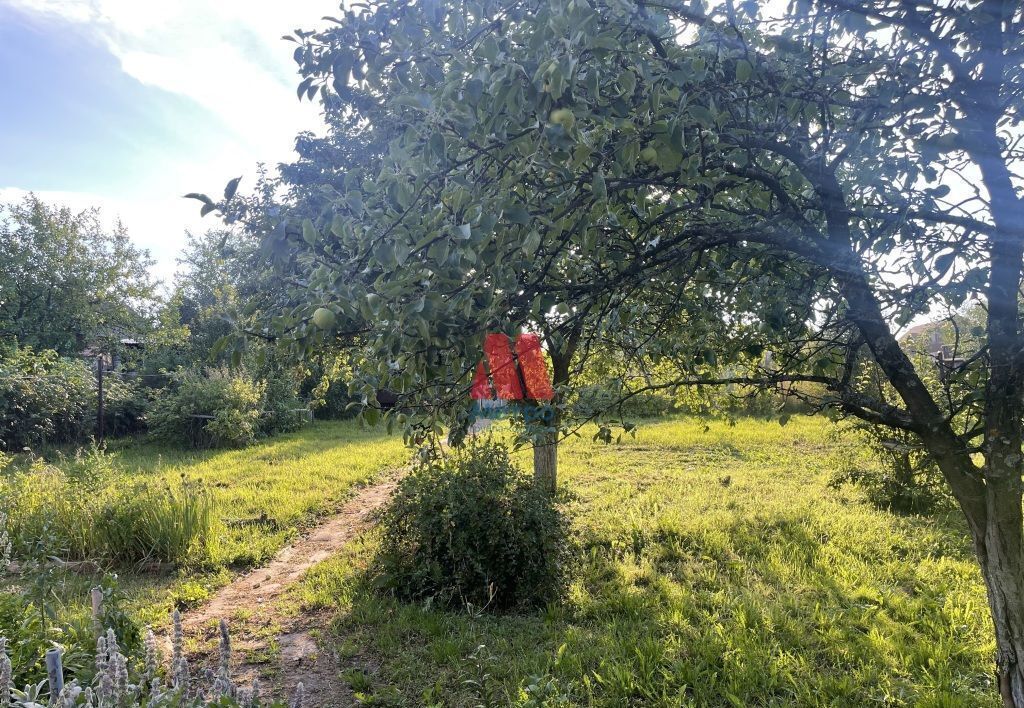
[0,0,327,282]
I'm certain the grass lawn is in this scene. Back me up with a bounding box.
[293,416,997,706]
[4,420,409,627]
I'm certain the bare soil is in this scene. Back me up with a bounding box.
[173,474,400,706]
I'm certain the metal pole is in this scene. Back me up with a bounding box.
[96,356,105,442]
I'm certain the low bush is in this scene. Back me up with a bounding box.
[0,448,213,567]
[375,439,573,611]
[260,370,308,435]
[148,367,306,449]
[0,348,94,450]
[829,424,951,514]
[148,368,264,448]
[100,375,148,437]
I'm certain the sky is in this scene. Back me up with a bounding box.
[0,0,332,283]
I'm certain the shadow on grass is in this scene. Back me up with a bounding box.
[302,507,995,707]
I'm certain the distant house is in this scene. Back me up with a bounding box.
[899,321,967,378]
[81,336,144,372]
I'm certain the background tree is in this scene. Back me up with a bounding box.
[0,195,156,355]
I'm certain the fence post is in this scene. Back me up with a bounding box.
[45,647,63,698]
[91,586,103,639]
[96,356,105,442]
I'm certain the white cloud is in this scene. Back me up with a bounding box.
[10,0,329,153]
[6,0,334,275]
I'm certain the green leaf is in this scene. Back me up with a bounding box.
[617,69,636,97]
[223,176,242,200]
[456,223,472,240]
[505,204,531,226]
[735,59,753,82]
[592,170,607,200]
[302,218,319,245]
[935,251,955,273]
[184,193,214,207]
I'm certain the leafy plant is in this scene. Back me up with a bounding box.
[0,348,94,450]
[830,425,951,514]
[148,367,306,449]
[375,439,573,611]
[0,450,213,568]
[148,369,266,449]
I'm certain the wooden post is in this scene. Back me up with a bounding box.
[96,356,105,442]
[45,648,63,698]
[91,586,103,638]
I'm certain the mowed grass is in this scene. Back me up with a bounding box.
[294,417,997,706]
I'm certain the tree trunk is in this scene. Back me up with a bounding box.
[531,330,578,494]
[533,431,558,494]
[975,471,1024,708]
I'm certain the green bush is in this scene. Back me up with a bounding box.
[148,367,306,449]
[100,375,148,437]
[0,347,94,450]
[260,370,308,435]
[148,368,264,448]
[829,424,951,514]
[375,439,572,611]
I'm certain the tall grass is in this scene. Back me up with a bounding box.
[0,447,214,568]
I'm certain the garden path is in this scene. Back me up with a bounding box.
[174,473,401,707]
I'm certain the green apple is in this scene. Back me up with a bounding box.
[640,145,659,164]
[549,108,575,129]
[312,307,336,329]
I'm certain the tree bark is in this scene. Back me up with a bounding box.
[532,328,579,493]
[533,432,558,494]
[976,470,1024,708]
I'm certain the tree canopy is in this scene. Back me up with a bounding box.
[0,195,156,356]
[195,0,1024,701]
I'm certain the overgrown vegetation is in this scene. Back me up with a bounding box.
[0,607,305,707]
[376,439,572,611]
[148,368,305,449]
[0,348,95,450]
[0,446,213,567]
[830,424,952,514]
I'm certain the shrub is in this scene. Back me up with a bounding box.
[829,424,952,514]
[148,367,307,449]
[260,370,307,435]
[375,439,572,611]
[0,348,94,450]
[148,368,265,448]
[100,375,148,437]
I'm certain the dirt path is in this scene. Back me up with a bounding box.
[175,474,400,706]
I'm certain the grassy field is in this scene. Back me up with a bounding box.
[2,420,408,626]
[290,417,997,707]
